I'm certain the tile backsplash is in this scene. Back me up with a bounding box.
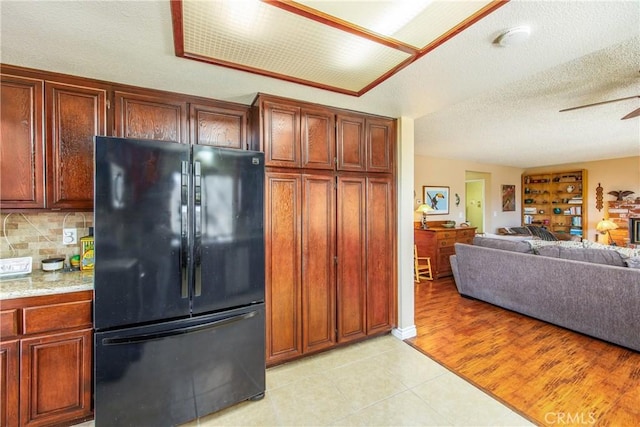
[1,212,93,270]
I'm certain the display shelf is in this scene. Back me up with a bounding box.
[522,169,587,238]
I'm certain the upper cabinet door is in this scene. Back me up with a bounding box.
[262,101,300,167]
[114,91,188,143]
[190,103,248,149]
[366,117,395,174]
[46,82,107,210]
[301,107,335,170]
[336,114,365,172]
[0,75,45,209]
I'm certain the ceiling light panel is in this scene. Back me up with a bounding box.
[296,0,496,49]
[181,0,412,93]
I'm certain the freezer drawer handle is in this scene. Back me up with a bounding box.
[101,310,258,345]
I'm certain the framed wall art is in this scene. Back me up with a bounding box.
[423,186,450,215]
[502,184,516,211]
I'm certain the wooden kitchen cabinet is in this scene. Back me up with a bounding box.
[337,176,395,342]
[337,114,395,174]
[0,74,45,209]
[256,94,397,366]
[2,64,256,211]
[1,340,19,427]
[45,81,108,210]
[114,90,188,143]
[255,96,335,169]
[300,107,335,169]
[414,226,476,278]
[20,329,92,427]
[336,114,365,172]
[190,102,248,149]
[264,171,337,365]
[1,73,108,211]
[0,291,93,427]
[336,176,367,342]
[365,117,395,174]
[261,100,299,167]
[365,176,395,334]
[301,174,336,353]
[264,172,303,364]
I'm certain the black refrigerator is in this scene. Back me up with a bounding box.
[93,136,265,427]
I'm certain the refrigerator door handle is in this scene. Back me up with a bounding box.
[194,161,202,297]
[180,161,189,298]
[101,310,259,345]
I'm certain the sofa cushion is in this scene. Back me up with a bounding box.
[473,236,534,253]
[537,246,626,267]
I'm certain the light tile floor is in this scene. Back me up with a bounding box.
[76,335,534,426]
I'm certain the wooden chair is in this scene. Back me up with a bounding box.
[414,245,433,282]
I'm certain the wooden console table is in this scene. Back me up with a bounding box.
[414,224,476,278]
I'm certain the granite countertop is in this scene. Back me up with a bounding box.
[0,269,94,300]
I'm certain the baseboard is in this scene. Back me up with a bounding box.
[392,325,417,340]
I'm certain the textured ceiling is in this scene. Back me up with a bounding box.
[1,0,638,168]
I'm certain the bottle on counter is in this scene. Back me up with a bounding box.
[80,227,94,271]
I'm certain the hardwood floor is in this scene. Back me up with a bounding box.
[406,277,640,426]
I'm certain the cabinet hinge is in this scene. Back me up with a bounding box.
[334,256,338,265]
[106,99,111,109]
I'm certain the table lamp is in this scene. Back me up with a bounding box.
[596,218,618,245]
[416,204,434,229]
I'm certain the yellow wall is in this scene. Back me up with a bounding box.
[415,155,639,239]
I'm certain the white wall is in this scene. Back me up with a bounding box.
[414,155,523,233]
[393,117,416,340]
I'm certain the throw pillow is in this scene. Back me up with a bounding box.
[525,225,558,241]
[524,239,562,253]
[625,257,640,269]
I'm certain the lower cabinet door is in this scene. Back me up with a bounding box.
[20,329,92,427]
[265,172,303,364]
[365,176,395,334]
[1,340,19,427]
[302,174,336,353]
[336,176,367,342]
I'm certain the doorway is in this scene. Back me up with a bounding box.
[465,179,485,233]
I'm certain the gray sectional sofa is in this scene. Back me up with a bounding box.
[450,237,640,352]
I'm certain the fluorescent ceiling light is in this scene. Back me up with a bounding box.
[172,0,506,95]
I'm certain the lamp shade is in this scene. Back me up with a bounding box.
[596,219,618,233]
[416,204,434,214]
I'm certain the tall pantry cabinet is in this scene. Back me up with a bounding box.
[253,94,397,366]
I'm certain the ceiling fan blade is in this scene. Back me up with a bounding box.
[622,107,640,120]
[559,95,639,113]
